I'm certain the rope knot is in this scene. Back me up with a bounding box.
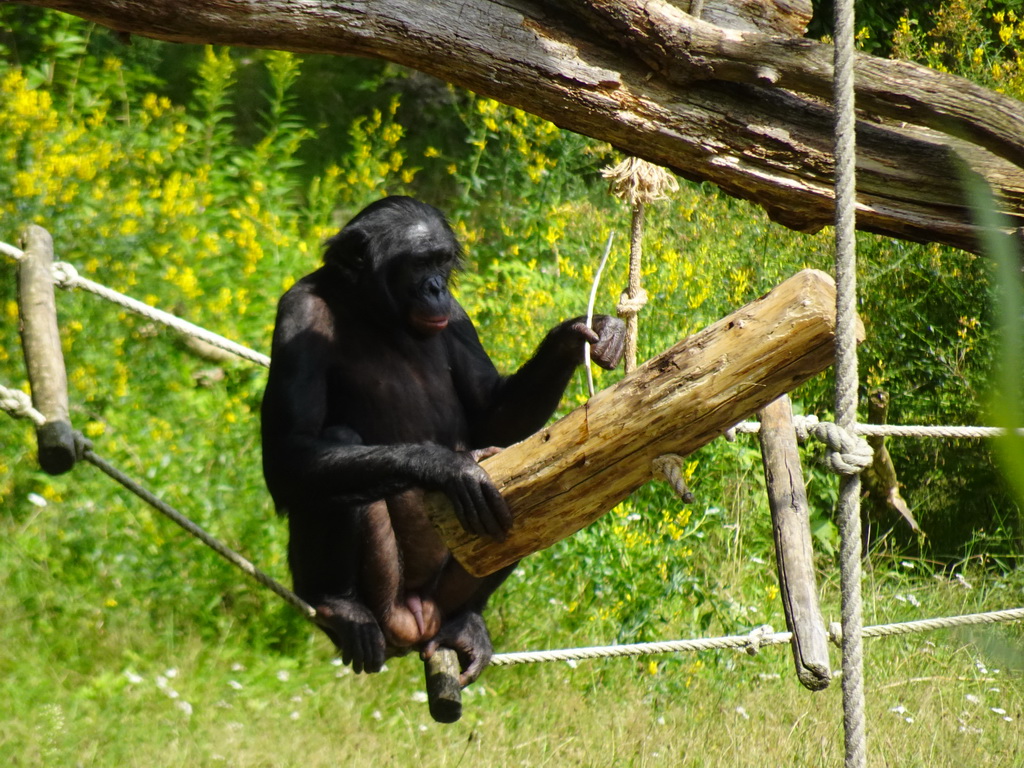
[807,421,873,475]
[72,430,93,461]
[51,261,79,288]
[617,288,648,318]
[792,414,819,442]
[828,622,843,646]
[0,386,42,425]
[745,624,773,656]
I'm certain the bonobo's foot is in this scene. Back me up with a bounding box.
[421,610,493,687]
[315,597,386,674]
[379,593,442,648]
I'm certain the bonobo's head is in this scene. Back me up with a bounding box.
[324,197,463,336]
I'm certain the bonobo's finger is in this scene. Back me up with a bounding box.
[453,482,483,537]
[570,320,600,344]
[448,483,472,533]
[421,637,440,660]
[591,316,627,370]
[470,446,502,463]
[482,481,512,535]
[360,627,385,674]
[466,479,505,540]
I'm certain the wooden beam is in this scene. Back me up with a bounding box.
[17,225,76,475]
[758,394,831,691]
[428,268,864,577]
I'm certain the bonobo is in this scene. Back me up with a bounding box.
[261,196,625,686]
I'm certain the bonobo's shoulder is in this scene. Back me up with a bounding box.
[278,269,337,311]
[274,270,338,338]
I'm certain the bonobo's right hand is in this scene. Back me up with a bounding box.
[443,448,511,540]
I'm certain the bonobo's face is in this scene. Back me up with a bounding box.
[390,221,458,337]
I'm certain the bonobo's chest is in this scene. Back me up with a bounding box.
[327,329,467,448]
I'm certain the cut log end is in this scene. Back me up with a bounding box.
[424,648,462,724]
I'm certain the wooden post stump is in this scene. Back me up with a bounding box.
[17,225,76,475]
[424,648,462,723]
[428,269,863,577]
[758,394,831,691]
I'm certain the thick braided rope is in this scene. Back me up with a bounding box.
[620,203,646,373]
[832,0,867,761]
[806,420,873,475]
[493,607,1024,666]
[0,384,46,426]
[730,419,1022,440]
[49,261,271,367]
[652,453,696,503]
[1,243,269,368]
[493,625,783,666]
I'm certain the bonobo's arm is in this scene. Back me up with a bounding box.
[447,306,626,447]
[260,287,510,539]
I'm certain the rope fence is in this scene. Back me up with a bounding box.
[3,235,1023,750]
[493,607,1024,667]
[4,375,1022,674]
[0,382,315,619]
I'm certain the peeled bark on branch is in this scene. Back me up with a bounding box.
[17,0,1024,251]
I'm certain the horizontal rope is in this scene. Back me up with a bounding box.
[492,606,1024,666]
[1,243,269,367]
[729,418,1022,440]
[4,378,1022,670]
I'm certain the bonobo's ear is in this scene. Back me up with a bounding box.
[323,228,371,282]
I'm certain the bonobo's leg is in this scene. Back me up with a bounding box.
[361,500,441,647]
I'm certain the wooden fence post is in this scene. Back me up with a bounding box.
[758,394,831,691]
[17,225,76,475]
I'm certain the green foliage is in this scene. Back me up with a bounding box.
[0,10,1023,761]
[890,0,1024,94]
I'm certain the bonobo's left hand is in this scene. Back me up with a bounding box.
[421,610,494,687]
[570,314,627,370]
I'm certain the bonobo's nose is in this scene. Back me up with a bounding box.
[423,274,446,298]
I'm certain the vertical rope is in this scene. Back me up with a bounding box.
[832,0,867,765]
[601,157,677,375]
[623,203,645,373]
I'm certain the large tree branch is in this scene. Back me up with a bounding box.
[17,0,1024,252]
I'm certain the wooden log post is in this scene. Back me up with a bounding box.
[757,394,831,691]
[17,225,76,475]
[423,648,463,723]
[428,269,864,577]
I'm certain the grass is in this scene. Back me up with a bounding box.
[3,522,1023,768]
